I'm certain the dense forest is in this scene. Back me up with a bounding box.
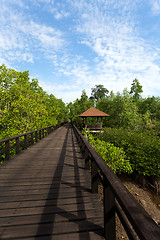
[69,81,160,132]
[0,65,160,181]
[0,64,68,139]
[69,81,160,181]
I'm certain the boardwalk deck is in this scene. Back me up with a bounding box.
[0,123,104,240]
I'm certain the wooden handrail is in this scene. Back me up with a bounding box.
[0,123,64,162]
[0,126,54,143]
[72,123,160,240]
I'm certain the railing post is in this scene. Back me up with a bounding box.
[42,129,44,138]
[81,143,85,158]
[5,140,10,160]
[84,149,90,170]
[16,137,20,154]
[91,158,99,193]
[104,180,116,240]
[24,135,28,149]
[78,135,81,145]
[31,132,34,145]
[45,128,47,136]
[39,130,41,140]
[35,131,38,142]
[79,136,82,146]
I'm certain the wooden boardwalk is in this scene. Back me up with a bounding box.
[0,123,104,240]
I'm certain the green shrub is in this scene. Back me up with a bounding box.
[82,129,133,174]
[99,128,160,177]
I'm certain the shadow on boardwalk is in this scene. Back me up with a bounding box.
[0,123,104,240]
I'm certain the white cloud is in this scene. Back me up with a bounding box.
[0,0,160,103]
[26,21,65,51]
[54,10,70,20]
[150,0,160,15]
[30,0,54,7]
[62,0,160,97]
[0,3,65,65]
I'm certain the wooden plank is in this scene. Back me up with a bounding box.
[0,202,102,218]
[0,195,100,209]
[0,123,104,239]
[0,219,103,239]
[24,231,104,240]
[0,182,91,191]
[0,211,103,227]
[0,191,94,202]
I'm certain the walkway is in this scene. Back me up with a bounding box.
[0,123,104,240]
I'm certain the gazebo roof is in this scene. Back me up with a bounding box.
[79,107,109,117]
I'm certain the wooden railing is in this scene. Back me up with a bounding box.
[72,123,160,240]
[0,123,63,162]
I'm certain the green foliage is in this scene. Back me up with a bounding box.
[119,95,143,131]
[69,79,160,133]
[130,78,143,101]
[0,64,68,139]
[72,79,160,178]
[83,130,133,174]
[90,84,109,102]
[97,87,160,132]
[99,128,160,177]
[138,96,160,122]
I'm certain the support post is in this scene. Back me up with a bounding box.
[104,180,116,240]
[91,159,98,193]
[16,137,20,154]
[24,135,28,149]
[85,117,87,129]
[31,132,34,145]
[5,140,10,161]
[39,130,41,140]
[81,143,86,158]
[84,149,90,170]
[35,131,38,142]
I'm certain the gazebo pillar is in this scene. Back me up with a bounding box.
[97,116,103,129]
[85,117,87,129]
[100,117,102,129]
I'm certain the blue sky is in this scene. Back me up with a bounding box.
[1,0,160,103]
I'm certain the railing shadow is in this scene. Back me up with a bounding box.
[35,123,104,239]
[35,124,70,239]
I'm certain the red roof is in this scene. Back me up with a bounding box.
[79,107,109,117]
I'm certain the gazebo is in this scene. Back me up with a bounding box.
[79,107,109,130]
